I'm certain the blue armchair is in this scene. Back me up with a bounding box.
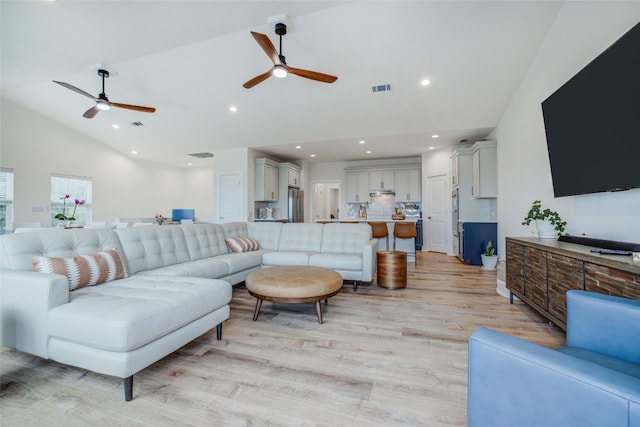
[468,290,640,427]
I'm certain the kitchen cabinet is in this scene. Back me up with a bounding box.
[471,140,497,198]
[254,158,279,202]
[458,221,497,266]
[451,155,459,188]
[369,170,395,190]
[451,146,474,193]
[280,162,301,188]
[395,168,421,202]
[345,171,370,202]
[506,237,640,330]
[451,146,489,220]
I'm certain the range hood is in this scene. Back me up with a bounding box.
[370,189,395,196]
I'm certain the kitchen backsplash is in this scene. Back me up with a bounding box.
[347,194,418,219]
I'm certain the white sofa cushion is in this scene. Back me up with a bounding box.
[216,251,266,274]
[261,251,312,266]
[115,225,190,274]
[220,222,250,241]
[0,228,125,271]
[180,223,228,260]
[320,223,372,254]
[247,222,282,250]
[277,223,324,252]
[309,253,363,271]
[134,258,229,279]
[47,276,231,352]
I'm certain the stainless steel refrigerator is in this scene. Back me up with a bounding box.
[288,187,304,222]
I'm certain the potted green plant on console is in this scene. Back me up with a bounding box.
[481,241,498,270]
[522,200,567,238]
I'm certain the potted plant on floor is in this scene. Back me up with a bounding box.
[481,241,498,270]
[522,200,567,238]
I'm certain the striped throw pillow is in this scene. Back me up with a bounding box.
[225,237,260,253]
[32,249,128,291]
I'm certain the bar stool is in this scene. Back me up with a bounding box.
[393,221,417,264]
[368,222,389,251]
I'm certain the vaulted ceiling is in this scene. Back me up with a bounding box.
[1,1,563,167]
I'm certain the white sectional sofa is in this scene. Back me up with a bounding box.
[0,221,376,400]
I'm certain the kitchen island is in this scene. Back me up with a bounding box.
[316,218,421,252]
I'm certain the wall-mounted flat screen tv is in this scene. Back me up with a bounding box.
[541,22,640,198]
[172,209,195,222]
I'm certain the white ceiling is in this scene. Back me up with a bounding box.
[1,1,563,167]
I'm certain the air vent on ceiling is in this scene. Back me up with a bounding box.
[131,121,144,127]
[371,84,391,93]
[458,138,469,143]
[188,152,214,158]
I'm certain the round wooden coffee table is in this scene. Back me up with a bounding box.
[245,266,343,324]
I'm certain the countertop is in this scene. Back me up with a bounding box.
[316,218,420,223]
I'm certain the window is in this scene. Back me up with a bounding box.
[0,168,14,234]
[51,174,92,226]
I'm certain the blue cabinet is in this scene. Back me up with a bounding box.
[415,219,423,250]
[460,222,497,265]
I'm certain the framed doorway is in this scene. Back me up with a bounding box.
[311,181,340,222]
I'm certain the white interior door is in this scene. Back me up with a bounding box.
[311,182,340,221]
[425,172,449,253]
[217,172,243,223]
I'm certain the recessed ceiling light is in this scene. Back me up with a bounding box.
[187,162,193,166]
[112,124,120,129]
[229,105,238,112]
[420,79,431,87]
[431,134,439,138]
[295,145,302,149]
[365,150,372,154]
[428,146,435,150]
[310,154,316,158]
[131,150,138,155]
[359,140,366,144]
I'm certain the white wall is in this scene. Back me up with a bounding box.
[494,2,640,257]
[1,98,213,225]
[182,167,214,219]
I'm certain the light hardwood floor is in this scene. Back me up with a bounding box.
[1,252,565,426]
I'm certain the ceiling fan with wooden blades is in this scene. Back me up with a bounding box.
[53,69,156,119]
[243,23,338,89]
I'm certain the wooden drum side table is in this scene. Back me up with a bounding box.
[376,251,407,289]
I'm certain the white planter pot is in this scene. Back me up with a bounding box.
[481,254,498,270]
[535,219,557,239]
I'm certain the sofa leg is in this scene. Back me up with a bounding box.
[216,323,222,341]
[352,280,358,292]
[124,375,133,401]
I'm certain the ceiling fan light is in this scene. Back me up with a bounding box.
[273,65,287,78]
[96,99,110,110]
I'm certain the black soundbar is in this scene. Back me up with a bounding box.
[558,235,640,252]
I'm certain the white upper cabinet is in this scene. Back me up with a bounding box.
[345,171,370,202]
[471,141,497,198]
[280,162,301,188]
[395,168,421,202]
[369,170,395,190]
[254,158,279,201]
